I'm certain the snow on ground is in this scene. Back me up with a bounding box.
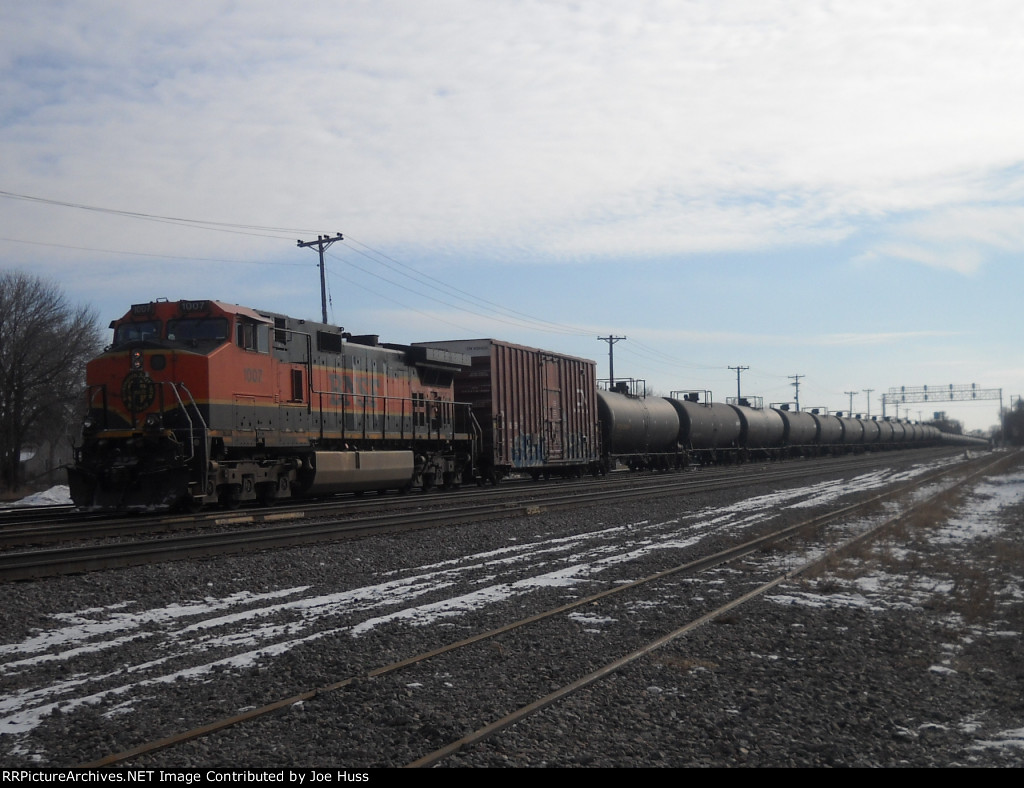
[765,467,1024,619]
[765,460,1024,756]
[0,455,1001,746]
[0,486,72,508]
[931,471,1024,544]
[973,728,1024,752]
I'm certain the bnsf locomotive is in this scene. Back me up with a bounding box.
[69,299,486,510]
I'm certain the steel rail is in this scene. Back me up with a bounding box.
[405,449,1019,767]
[0,447,956,550]
[0,448,978,581]
[78,449,1016,768]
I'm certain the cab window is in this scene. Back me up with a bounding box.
[167,318,228,344]
[113,321,161,345]
[236,320,270,353]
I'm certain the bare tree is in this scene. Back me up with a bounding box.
[0,271,104,491]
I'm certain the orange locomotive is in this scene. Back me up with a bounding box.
[68,299,478,510]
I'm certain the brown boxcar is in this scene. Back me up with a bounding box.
[415,339,601,481]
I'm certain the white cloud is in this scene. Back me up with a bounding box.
[873,242,985,275]
[5,1,1024,260]
[863,203,1024,274]
[2,1,1023,433]
[628,326,960,349]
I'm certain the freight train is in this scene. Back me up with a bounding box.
[68,299,982,512]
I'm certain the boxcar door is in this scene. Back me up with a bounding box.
[542,356,564,461]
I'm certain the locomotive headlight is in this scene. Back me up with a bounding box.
[144,413,162,431]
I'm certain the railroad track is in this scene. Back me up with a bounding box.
[0,448,966,581]
[0,456,815,546]
[0,504,79,528]
[1,447,960,549]
[77,447,1015,767]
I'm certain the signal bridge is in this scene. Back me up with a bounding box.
[882,384,1003,418]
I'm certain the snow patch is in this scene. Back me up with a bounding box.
[1,486,72,508]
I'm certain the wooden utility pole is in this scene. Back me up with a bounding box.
[297,233,344,323]
[729,365,749,401]
[789,374,804,411]
[597,335,626,388]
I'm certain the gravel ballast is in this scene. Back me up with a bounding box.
[1,450,1021,768]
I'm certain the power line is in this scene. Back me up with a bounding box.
[0,188,319,239]
[2,188,602,339]
[336,237,594,337]
[328,252,586,335]
[621,337,723,372]
[324,267,480,335]
[0,235,307,267]
[3,188,877,411]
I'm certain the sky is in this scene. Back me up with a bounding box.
[2,1,1022,432]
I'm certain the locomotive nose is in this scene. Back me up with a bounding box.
[121,369,156,415]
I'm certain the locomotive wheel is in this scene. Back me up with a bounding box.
[218,484,242,510]
[255,482,277,507]
[174,494,202,514]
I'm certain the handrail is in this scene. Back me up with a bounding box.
[165,382,209,464]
